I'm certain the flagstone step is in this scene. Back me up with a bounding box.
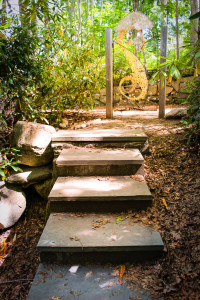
[51,128,149,157]
[37,213,164,264]
[52,128,147,142]
[49,176,152,212]
[27,264,152,300]
[55,148,144,177]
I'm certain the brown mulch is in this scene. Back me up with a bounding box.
[0,106,199,299]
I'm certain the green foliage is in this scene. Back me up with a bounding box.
[0,147,22,180]
[181,79,200,145]
[0,113,22,180]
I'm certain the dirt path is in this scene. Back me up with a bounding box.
[0,107,199,299]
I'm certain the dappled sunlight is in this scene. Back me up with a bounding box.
[50,176,149,199]
[53,179,126,195]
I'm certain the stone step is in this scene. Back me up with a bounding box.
[27,264,153,300]
[51,128,149,158]
[37,213,164,264]
[49,176,152,212]
[55,148,144,177]
[52,128,147,142]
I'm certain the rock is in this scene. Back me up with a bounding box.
[98,95,120,105]
[100,88,106,95]
[165,108,187,119]
[12,121,56,167]
[148,84,157,96]
[94,94,100,100]
[59,119,69,129]
[174,93,189,99]
[171,80,180,92]
[166,86,174,95]
[6,164,52,187]
[34,179,54,200]
[0,181,26,229]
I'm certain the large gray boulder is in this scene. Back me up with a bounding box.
[0,181,26,229]
[12,121,56,167]
[165,108,187,119]
[6,164,52,187]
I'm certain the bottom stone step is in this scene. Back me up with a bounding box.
[27,264,153,300]
[38,213,164,264]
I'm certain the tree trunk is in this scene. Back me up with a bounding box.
[159,0,168,119]
[71,0,75,24]
[190,0,198,43]
[133,0,139,11]
[176,0,179,59]
[161,0,167,25]
[87,0,89,21]
[133,0,139,56]
[1,0,7,24]
[78,0,82,34]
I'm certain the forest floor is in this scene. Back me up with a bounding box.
[0,104,199,300]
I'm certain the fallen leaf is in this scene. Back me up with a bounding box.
[119,265,125,284]
[162,198,168,208]
[116,216,123,224]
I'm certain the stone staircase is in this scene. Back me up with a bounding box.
[27,129,164,299]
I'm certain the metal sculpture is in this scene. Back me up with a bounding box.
[115,12,154,102]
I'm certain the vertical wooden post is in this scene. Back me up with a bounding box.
[105,28,113,119]
[159,25,168,119]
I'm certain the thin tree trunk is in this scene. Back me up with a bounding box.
[1,0,7,24]
[133,0,139,11]
[18,0,24,16]
[71,0,75,24]
[190,0,198,43]
[176,0,179,59]
[91,0,94,24]
[87,0,89,21]
[133,0,139,56]
[161,0,167,26]
[78,0,82,34]
[159,0,168,119]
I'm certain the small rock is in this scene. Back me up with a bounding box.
[148,84,157,96]
[100,88,106,95]
[171,80,180,92]
[34,179,54,200]
[6,164,52,187]
[175,93,189,99]
[165,108,187,119]
[166,86,174,95]
[59,119,69,129]
[0,181,26,229]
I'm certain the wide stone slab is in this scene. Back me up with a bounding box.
[49,176,152,212]
[56,148,144,176]
[27,264,153,300]
[52,129,147,142]
[38,213,164,263]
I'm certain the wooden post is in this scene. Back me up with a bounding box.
[105,28,113,119]
[159,25,168,118]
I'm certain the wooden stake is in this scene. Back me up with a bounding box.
[159,26,168,119]
[105,28,113,119]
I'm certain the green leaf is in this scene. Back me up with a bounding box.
[190,11,200,20]
[11,165,22,172]
[0,169,5,177]
[116,216,123,224]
